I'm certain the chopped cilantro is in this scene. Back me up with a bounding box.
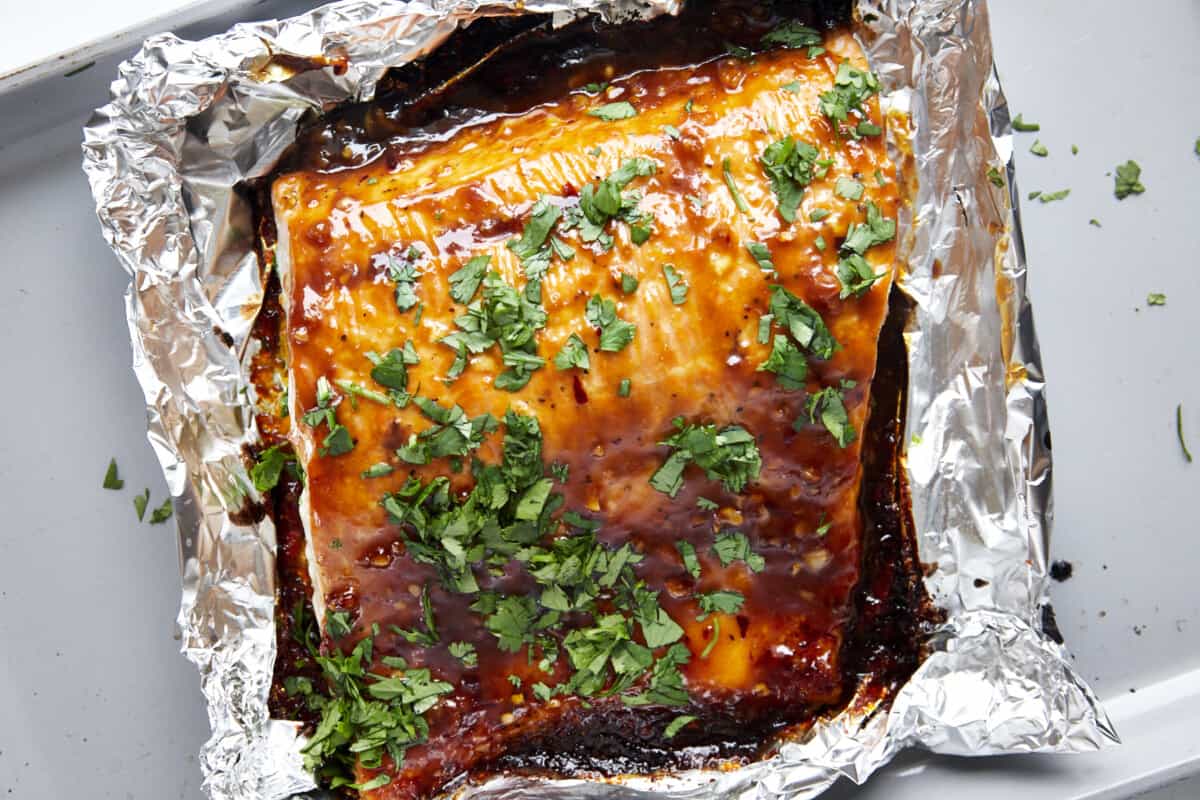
[553,333,591,371]
[1071,144,1079,155]
[662,264,689,305]
[663,715,697,739]
[987,165,1005,187]
[620,273,639,293]
[841,200,896,255]
[507,198,562,278]
[302,376,356,457]
[361,462,394,479]
[815,235,827,252]
[761,21,822,50]
[1011,113,1039,132]
[819,63,880,135]
[586,295,637,352]
[757,335,808,390]
[676,541,701,578]
[389,584,439,646]
[386,246,423,311]
[664,124,682,140]
[836,253,882,298]
[133,489,150,521]
[1114,160,1145,199]
[449,641,478,667]
[809,208,831,221]
[760,137,820,221]
[1029,140,1048,157]
[696,496,718,512]
[696,589,745,617]
[725,42,754,60]
[618,378,632,397]
[1147,292,1166,306]
[149,496,173,524]
[449,254,490,303]
[102,458,123,490]
[334,379,391,407]
[1036,188,1070,204]
[746,242,775,273]
[649,419,762,497]
[856,120,883,137]
[721,157,751,215]
[1089,218,1102,228]
[439,271,547,388]
[712,531,765,572]
[782,80,802,93]
[298,627,452,787]
[562,158,657,251]
[589,101,637,121]
[251,444,292,492]
[767,285,838,359]
[799,383,857,447]
[834,176,864,201]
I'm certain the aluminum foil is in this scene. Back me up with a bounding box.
[81,0,1119,798]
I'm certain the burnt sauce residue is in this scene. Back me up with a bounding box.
[257,0,936,786]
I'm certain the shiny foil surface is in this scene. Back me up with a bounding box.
[81,1,1118,798]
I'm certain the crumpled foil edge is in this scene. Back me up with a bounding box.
[81,0,1117,798]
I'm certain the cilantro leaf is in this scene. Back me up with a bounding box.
[841,201,895,255]
[761,21,822,50]
[663,715,697,739]
[696,590,745,617]
[661,264,689,305]
[746,241,775,273]
[386,246,423,311]
[834,176,864,201]
[620,273,639,293]
[767,285,838,359]
[722,157,751,215]
[589,101,637,121]
[836,253,881,298]
[1011,113,1039,132]
[675,540,701,578]
[757,335,808,390]
[987,165,1005,187]
[251,444,291,492]
[361,462,394,479]
[448,641,478,668]
[712,531,765,572]
[554,333,591,371]
[819,63,880,133]
[1114,160,1145,199]
[148,496,173,524]
[1036,188,1070,204]
[449,254,490,304]
[133,489,150,521]
[507,199,562,277]
[800,384,857,447]
[649,420,762,497]
[102,458,123,490]
[586,295,637,352]
[760,137,820,221]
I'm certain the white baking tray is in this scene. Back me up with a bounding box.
[0,1,1196,798]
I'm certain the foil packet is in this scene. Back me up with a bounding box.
[81,0,1119,798]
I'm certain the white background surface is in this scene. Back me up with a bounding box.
[0,1,1197,798]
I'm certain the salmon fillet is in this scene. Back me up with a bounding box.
[270,27,900,799]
